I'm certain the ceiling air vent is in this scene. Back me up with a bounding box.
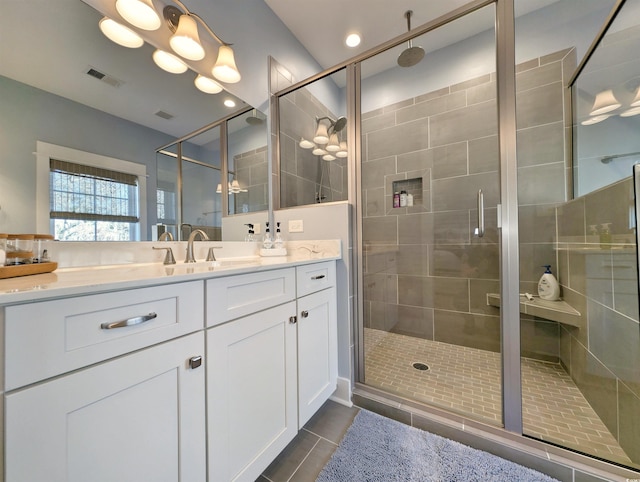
[155,110,174,120]
[85,67,122,88]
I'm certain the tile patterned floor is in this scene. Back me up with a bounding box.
[363,328,633,466]
[258,400,359,482]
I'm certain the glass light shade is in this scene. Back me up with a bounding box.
[230,180,241,193]
[195,75,223,94]
[212,45,241,83]
[589,89,621,116]
[620,106,640,117]
[152,49,188,73]
[581,114,609,126]
[216,183,222,193]
[170,15,205,61]
[631,86,640,107]
[299,138,315,149]
[115,0,161,30]
[99,17,144,48]
[323,154,336,161]
[313,122,329,144]
[336,141,348,158]
[312,147,327,156]
[326,133,340,152]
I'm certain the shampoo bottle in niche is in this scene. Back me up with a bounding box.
[538,265,560,301]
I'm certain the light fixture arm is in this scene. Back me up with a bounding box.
[170,0,230,46]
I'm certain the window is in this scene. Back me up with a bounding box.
[156,183,177,225]
[49,159,139,241]
[36,142,147,240]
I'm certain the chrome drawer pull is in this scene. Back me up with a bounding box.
[311,274,325,280]
[101,312,158,330]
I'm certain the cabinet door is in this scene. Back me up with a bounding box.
[208,301,297,482]
[5,333,206,482]
[297,286,338,427]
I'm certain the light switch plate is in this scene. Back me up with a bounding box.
[289,219,304,233]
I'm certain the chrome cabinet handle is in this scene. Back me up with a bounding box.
[301,310,309,318]
[101,312,157,330]
[475,189,485,238]
[311,274,325,280]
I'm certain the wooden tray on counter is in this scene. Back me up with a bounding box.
[0,262,58,279]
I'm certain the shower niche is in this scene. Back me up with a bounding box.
[392,178,423,208]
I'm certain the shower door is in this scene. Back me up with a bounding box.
[359,4,503,426]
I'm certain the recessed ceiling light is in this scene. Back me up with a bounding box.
[224,99,236,108]
[345,33,361,48]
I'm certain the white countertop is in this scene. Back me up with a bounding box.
[0,240,341,305]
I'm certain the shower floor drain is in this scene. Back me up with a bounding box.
[412,362,430,371]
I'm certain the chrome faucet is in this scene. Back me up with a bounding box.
[185,229,209,263]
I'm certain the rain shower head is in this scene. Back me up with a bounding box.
[333,116,347,132]
[397,10,425,68]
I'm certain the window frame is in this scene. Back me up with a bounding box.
[36,141,147,239]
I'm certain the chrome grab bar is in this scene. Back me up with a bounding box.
[101,312,158,330]
[475,189,485,238]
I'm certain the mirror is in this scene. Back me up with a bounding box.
[0,0,261,239]
[572,0,640,197]
[278,68,348,207]
[156,107,268,241]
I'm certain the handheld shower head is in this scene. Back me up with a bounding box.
[397,10,425,68]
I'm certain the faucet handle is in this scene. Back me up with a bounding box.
[206,246,222,262]
[153,246,176,265]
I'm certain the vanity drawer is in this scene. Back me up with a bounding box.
[206,268,295,327]
[4,281,204,391]
[296,261,336,297]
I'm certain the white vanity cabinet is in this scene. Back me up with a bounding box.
[3,281,207,482]
[296,261,338,428]
[205,261,337,482]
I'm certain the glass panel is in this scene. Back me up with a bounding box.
[515,0,640,470]
[181,126,222,241]
[360,5,501,426]
[278,68,348,207]
[573,0,640,197]
[227,109,269,214]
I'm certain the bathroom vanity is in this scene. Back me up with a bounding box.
[0,243,339,482]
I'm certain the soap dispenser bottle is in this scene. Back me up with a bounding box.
[244,223,255,242]
[274,222,285,249]
[263,222,273,249]
[538,265,560,301]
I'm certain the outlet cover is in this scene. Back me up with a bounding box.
[289,219,304,233]
[254,223,261,235]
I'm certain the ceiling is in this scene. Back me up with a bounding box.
[0,0,605,143]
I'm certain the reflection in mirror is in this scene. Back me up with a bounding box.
[572,0,640,197]
[227,110,269,215]
[0,0,248,239]
[278,68,348,207]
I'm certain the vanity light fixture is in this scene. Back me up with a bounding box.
[620,106,640,117]
[194,74,223,94]
[99,17,144,48]
[153,49,188,73]
[589,89,621,116]
[103,0,241,85]
[216,181,247,194]
[302,116,348,160]
[299,138,315,149]
[170,13,205,60]
[580,114,610,126]
[115,0,161,30]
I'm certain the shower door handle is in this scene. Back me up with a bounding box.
[475,189,485,238]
